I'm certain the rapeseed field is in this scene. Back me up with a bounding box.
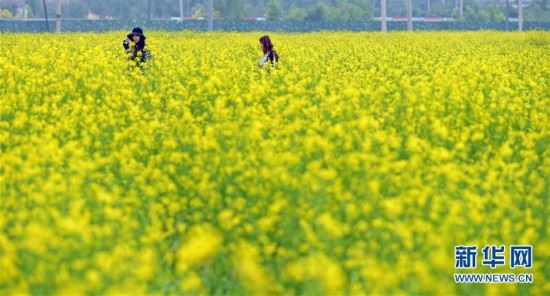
[0,31,548,295]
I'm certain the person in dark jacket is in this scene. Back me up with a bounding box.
[258,35,278,68]
[123,27,152,70]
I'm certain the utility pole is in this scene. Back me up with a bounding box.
[22,0,27,19]
[207,0,213,32]
[407,0,413,31]
[42,0,49,31]
[427,0,431,16]
[454,0,458,17]
[518,0,523,31]
[55,0,61,33]
[381,0,387,32]
[459,0,463,18]
[179,0,184,21]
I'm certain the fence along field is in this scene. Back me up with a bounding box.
[0,31,549,294]
[1,19,550,32]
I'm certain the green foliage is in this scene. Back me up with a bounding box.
[525,0,550,21]
[0,19,549,32]
[15,5,34,18]
[0,9,13,18]
[430,1,456,17]
[10,0,549,21]
[461,1,507,21]
[193,5,206,18]
[305,2,332,21]
[286,5,308,21]
[215,0,246,19]
[525,9,550,21]
[265,0,283,20]
[64,1,88,19]
[332,0,372,21]
[485,4,507,21]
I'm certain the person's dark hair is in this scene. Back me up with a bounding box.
[259,35,273,54]
[134,38,146,55]
[259,35,279,62]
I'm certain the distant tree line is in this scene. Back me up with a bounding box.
[0,0,548,21]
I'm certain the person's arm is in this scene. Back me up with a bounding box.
[141,48,152,63]
[259,53,269,68]
[123,38,131,53]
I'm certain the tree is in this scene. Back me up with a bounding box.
[286,5,307,20]
[333,0,372,21]
[63,1,87,19]
[0,9,13,18]
[265,0,283,20]
[485,2,506,21]
[192,4,206,18]
[355,0,373,20]
[305,2,331,21]
[525,0,550,21]
[215,0,245,19]
[17,0,548,21]
[462,2,483,20]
